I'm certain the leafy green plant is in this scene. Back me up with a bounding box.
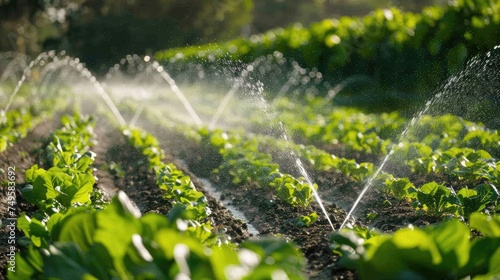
[415,182,460,217]
[295,212,318,227]
[123,128,164,169]
[331,214,500,279]
[156,164,209,220]
[124,127,211,220]
[204,129,317,208]
[384,177,415,200]
[457,184,499,218]
[0,108,35,153]
[269,173,316,208]
[256,132,374,182]
[11,192,306,280]
[17,113,101,249]
[217,148,279,185]
[23,164,95,209]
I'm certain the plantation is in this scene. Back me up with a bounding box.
[1,0,500,280]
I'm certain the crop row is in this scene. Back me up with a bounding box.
[247,99,500,221]
[194,127,317,209]
[116,101,499,278]
[0,97,65,153]
[10,113,308,279]
[251,125,500,221]
[251,98,403,157]
[156,0,500,95]
[151,103,499,222]
[117,125,307,279]
[123,127,210,221]
[254,133,373,182]
[12,113,103,278]
[259,98,500,159]
[0,109,35,153]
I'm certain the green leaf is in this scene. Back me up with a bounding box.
[429,219,470,269]
[209,246,240,279]
[122,234,167,279]
[70,173,95,205]
[360,228,443,279]
[25,165,45,183]
[461,238,500,277]
[9,246,44,280]
[42,243,95,279]
[241,238,306,280]
[21,184,36,205]
[295,212,318,227]
[86,244,117,280]
[75,153,95,173]
[385,177,413,200]
[470,213,500,237]
[487,247,500,275]
[32,170,73,207]
[17,213,49,248]
[92,194,142,260]
[140,214,170,239]
[417,182,457,217]
[56,212,97,252]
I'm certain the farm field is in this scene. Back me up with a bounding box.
[1,1,500,279]
[1,50,499,280]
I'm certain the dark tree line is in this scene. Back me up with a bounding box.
[0,0,439,71]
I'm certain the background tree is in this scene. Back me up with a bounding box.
[251,0,440,32]
[0,0,253,71]
[1,0,441,71]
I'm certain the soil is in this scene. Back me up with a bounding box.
[92,118,251,243]
[214,180,356,279]
[161,128,359,279]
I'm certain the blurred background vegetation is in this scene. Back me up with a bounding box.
[0,0,442,71]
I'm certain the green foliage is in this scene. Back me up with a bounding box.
[11,192,306,280]
[123,128,165,169]
[206,129,316,208]
[240,238,306,279]
[14,119,306,279]
[156,164,209,220]
[0,109,33,153]
[270,173,316,208]
[23,113,97,211]
[124,127,210,220]
[17,112,102,250]
[256,98,403,158]
[416,182,460,217]
[255,131,374,182]
[24,164,95,209]
[331,214,500,279]
[295,212,319,227]
[457,185,499,218]
[384,177,415,200]
[156,1,500,95]
[0,96,66,153]
[257,98,500,218]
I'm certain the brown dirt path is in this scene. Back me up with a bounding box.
[92,118,251,243]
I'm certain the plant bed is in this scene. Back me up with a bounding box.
[2,91,499,279]
[0,115,62,279]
